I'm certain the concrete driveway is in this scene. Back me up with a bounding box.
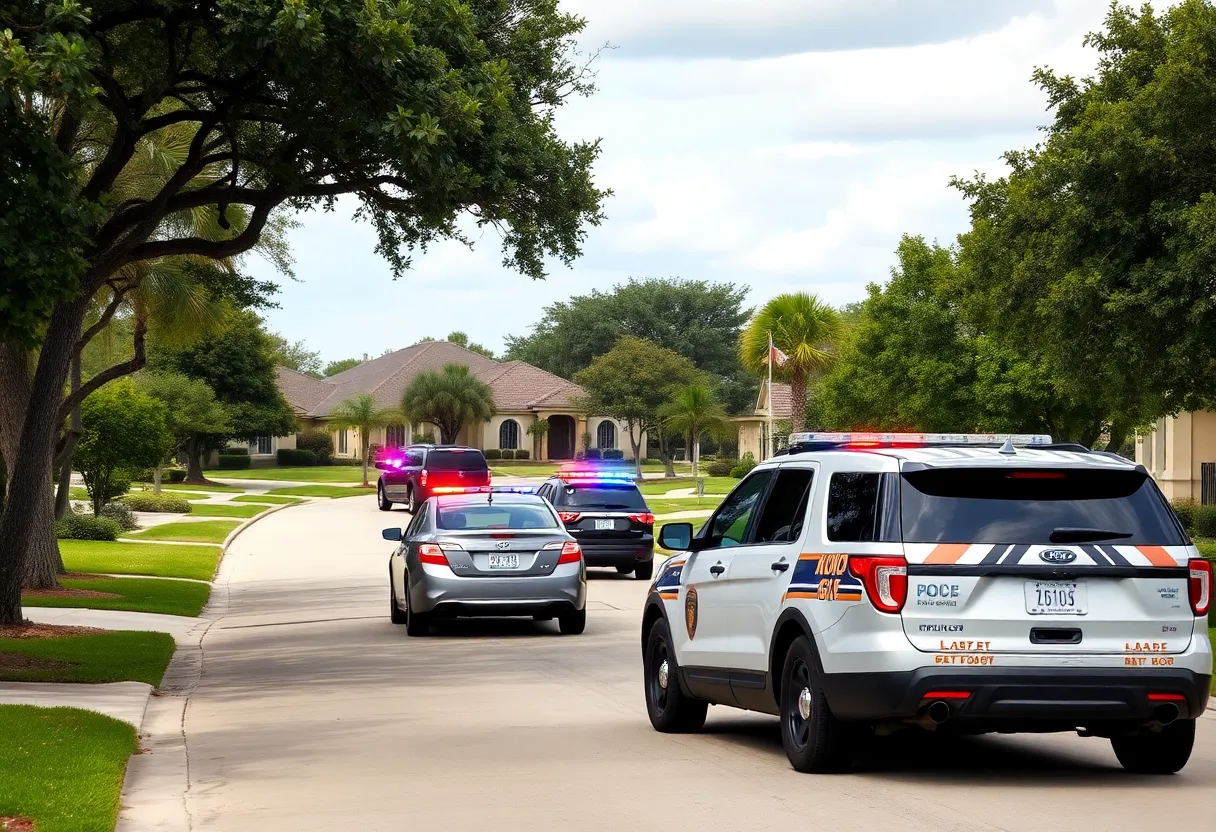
[179,496,1216,831]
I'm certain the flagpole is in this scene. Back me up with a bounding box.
[767,330,774,460]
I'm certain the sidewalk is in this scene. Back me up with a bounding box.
[0,681,152,726]
[22,607,203,641]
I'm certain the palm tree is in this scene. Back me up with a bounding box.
[401,364,496,445]
[659,384,729,479]
[739,293,844,433]
[527,418,551,461]
[327,394,402,486]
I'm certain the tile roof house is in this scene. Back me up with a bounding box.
[263,341,635,462]
[733,380,792,462]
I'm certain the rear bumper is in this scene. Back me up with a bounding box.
[821,667,1211,725]
[576,539,654,567]
[411,566,586,615]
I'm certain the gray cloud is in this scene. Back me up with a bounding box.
[571,0,1055,59]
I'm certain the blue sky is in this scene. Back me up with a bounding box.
[248,0,1121,366]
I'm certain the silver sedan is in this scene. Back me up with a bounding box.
[384,491,587,636]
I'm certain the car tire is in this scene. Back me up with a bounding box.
[407,487,419,514]
[377,482,394,512]
[643,618,708,733]
[779,635,851,773]
[390,583,407,625]
[616,565,634,575]
[558,607,586,635]
[404,583,431,637]
[633,560,654,581]
[1111,719,1196,774]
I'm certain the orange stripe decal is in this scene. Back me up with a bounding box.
[924,544,969,565]
[1136,546,1176,567]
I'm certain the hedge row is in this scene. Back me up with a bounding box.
[56,515,120,541]
[576,448,624,460]
[485,449,531,460]
[121,493,193,513]
[276,448,318,466]
[1171,498,1216,538]
[217,454,251,470]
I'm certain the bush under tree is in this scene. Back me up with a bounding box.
[55,516,121,542]
[75,382,171,516]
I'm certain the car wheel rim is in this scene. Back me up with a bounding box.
[786,658,812,749]
[649,640,670,711]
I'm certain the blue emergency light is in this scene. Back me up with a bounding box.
[784,432,1054,451]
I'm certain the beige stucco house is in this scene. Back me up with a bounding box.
[733,380,792,462]
[266,340,637,462]
[1136,411,1216,502]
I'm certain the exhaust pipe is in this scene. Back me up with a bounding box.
[1153,703,1179,726]
[926,700,952,726]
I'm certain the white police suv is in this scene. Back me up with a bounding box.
[640,433,1212,774]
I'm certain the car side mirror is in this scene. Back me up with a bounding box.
[382,528,403,541]
[658,522,694,552]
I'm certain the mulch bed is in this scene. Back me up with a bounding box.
[1,817,34,832]
[0,653,75,672]
[0,623,107,639]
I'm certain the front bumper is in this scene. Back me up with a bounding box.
[821,667,1212,726]
[576,538,654,568]
[411,564,586,616]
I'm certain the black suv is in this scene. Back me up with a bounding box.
[536,471,655,580]
[375,445,491,513]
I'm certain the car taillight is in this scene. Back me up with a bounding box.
[418,543,448,566]
[629,513,655,526]
[848,555,908,614]
[1189,558,1212,616]
[419,469,428,486]
[557,541,582,565]
[558,512,581,524]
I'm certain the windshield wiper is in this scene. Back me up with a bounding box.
[1049,527,1133,543]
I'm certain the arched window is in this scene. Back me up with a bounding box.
[596,420,616,450]
[499,419,520,450]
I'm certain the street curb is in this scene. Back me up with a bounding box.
[219,499,299,553]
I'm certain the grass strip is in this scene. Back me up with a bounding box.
[0,706,139,832]
[231,494,302,504]
[0,630,175,685]
[60,540,220,581]
[202,465,372,483]
[156,482,245,494]
[266,485,371,498]
[646,497,724,515]
[187,502,268,519]
[24,576,210,618]
[128,519,240,544]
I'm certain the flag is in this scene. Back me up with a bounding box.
[768,345,788,367]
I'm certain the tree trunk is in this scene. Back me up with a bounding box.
[153,462,164,495]
[657,429,676,478]
[0,302,85,623]
[185,438,206,483]
[789,372,809,434]
[629,422,643,479]
[1104,421,1130,456]
[53,350,83,520]
[361,435,370,486]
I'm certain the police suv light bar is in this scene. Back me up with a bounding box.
[787,432,1054,447]
[489,485,536,494]
[555,463,637,482]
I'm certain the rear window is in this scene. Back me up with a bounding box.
[556,484,647,510]
[435,504,557,530]
[425,449,488,471]
[899,468,1186,545]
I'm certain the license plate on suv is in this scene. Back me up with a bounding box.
[488,554,519,569]
[1025,581,1087,615]
[594,519,615,530]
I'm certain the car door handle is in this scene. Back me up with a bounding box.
[771,559,790,572]
[710,563,725,576]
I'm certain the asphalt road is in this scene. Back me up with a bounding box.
[183,496,1216,831]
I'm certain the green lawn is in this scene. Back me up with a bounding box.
[0,706,138,832]
[156,482,245,493]
[203,465,369,482]
[231,494,302,505]
[266,485,372,498]
[24,576,210,618]
[188,502,269,519]
[0,630,175,684]
[59,540,221,581]
[1194,537,1216,559]
[128,519,240,544]
[646,497,724,515]
[491,463,560,477]
[639,476,737,496]
[68,487,90,501]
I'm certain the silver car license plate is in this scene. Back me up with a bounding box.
[595,518,615,530]
[488,554,519,569]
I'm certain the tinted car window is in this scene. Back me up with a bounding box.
[827,473,880,542]
[900,468,1186,545]
[407,449,425,466]
[753,469,814,543]
[706,471,772,548]
[556,484,647,510]
[425,449,488,471]
[404,503,428,537]
[435,504,557,530]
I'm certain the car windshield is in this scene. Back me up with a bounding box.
[425,450,488,471]
[899,467,1186,545]
[558,484,647,510]
[435,504,557,530]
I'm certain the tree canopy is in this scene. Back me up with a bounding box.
[76,381,171,514]
[323,358,363,378]
[401,363,495,444]
[328,393,400,485]
[269,334,323,378]
[506,278,755,413]
[445,331,494,359]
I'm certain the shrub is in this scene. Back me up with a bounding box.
[500,449,516,460]
[277,448,318,466]
[413,432,435,444]
[99,501,139,531]
[706,459,735,477]
[584,448,602,460]
[221,446,249,455]
[1192,504,1216,539]
[85,470,132,510]
[55,515,120,541]
[296,429,333,461]
[603,448,624,460]
[330,456,363,466]
[485,449,502,460]
[1171,498,1197,532]
[218,454,251,469]
[166,467,187,483]
[730,452,757,479]
[121,493,193,513]
[515,449,530,460]
[130,467,155,482]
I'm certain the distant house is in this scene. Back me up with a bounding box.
[733,380,792,462]
[1136,411,1216,502]
[264,340,636,462]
